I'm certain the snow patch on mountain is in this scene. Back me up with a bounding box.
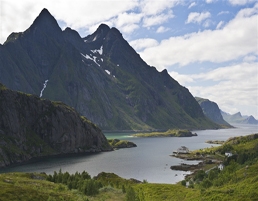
[40,80,48,98]
[91,46,103,55]
[81,53,101,67]
[105,70,110,75]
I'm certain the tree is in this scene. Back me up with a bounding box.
[122,185,126,193]
[82,180,99,196]
[194,170,206,181]
[201,178,212,189]
[126,186,136,201]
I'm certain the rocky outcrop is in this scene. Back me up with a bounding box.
[0,83,112,167]
[108,139,137,149]
[170,162,204,171]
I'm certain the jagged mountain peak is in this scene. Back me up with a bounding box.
[63,27,83,44]
[98,24,111,33]
[84,23,110,43]
[232,112,242,118]
[221,111,258,125]
[29,8,62,35]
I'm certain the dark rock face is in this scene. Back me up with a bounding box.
[195,97,232,127]
[0,83,112,167]
[0,8,219,130]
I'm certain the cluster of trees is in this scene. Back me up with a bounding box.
[47,170,102,196]
[47,170,140,200]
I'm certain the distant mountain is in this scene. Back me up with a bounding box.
[221,111,258,125]
[0,8,219,130]
[0,83,112,167]
[195,97,232,128]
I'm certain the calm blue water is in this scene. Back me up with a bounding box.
[1,124,257,184]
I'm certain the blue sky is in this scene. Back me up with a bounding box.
[1,0,257,118]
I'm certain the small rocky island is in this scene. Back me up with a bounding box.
[108,139,137,149]
[131,129,197,137]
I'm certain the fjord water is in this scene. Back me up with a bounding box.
[1,124,257,184]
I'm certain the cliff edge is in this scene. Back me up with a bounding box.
[0,83,112,167]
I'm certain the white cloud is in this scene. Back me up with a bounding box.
[173,62,258,118]
[115,12,143,28]
[120,24,140,34]
[113,12,142,34]
[216,21,224,29]
[156,26,170,33]
[0,0,183,43]
[243,55,257,62]
[169,71,194,85]
[140,0,180,16]
[188,2,197,9]
[186,12,211,24]
[143,11,174,27]
[206,0,214,3]
[48,0,139,29]
[0,0,139,43]
[203,19,213,28]
[129,38,159,51]
[228,0,256,5]
[218,11,230,15]
[139,4,258,69]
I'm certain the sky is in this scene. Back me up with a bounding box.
[0,0,258,119]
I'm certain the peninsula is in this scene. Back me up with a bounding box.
[131,129,197,137]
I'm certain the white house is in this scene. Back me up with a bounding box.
[177,146,189,154]
[218,163,224,170]
[225,152,233,157]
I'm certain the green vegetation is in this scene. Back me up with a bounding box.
[108,139,136,149]
[180,133,258,200]
[0,172,87,201]
[1,133,257,200]
[205,140,225,144]
[0,83,7,90]
[132,129,196,137]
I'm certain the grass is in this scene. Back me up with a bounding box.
[0,172,85,201]
[132,129,195,137]
[134,183,200,201]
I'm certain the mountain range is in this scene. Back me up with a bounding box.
[221,111,258,125]
[0,8,220,131]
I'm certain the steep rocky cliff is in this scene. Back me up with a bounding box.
[195,97,232,127]
[0,83,112,167]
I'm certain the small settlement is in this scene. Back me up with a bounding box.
[173,146,190,154]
